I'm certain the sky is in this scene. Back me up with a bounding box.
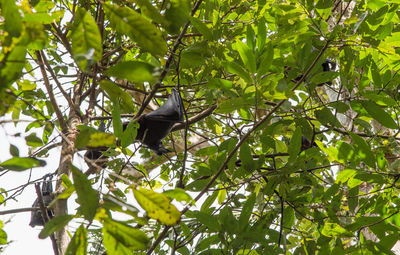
[0,119,79,255]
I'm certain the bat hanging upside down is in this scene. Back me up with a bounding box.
[124,89,184,155]
[30,174,54,227]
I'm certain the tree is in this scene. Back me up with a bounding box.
[1,0,400,254]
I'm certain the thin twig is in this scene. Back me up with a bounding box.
[0,207,40,215]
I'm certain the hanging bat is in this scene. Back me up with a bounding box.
[123,89,184,155]
[30,174,54,227]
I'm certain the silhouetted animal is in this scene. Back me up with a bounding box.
[30,174,54,227]
[123,89,184,155]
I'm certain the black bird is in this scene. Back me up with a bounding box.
[30,174,54,227]
[124,89,184,155]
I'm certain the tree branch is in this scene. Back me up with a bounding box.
[0,207,40,215]
[134,0,205,118]
[171,104,217,131]
[35,51,66,130]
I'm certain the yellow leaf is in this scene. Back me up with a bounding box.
[133,188,181,225]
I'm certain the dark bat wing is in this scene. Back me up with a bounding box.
[41,174,53,195]
[122,89,184,155]
[145,89,183,122]
[30,175,54,227]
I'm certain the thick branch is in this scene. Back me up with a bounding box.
[35,51,66,129]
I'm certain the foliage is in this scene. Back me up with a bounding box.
[1,0,400,254]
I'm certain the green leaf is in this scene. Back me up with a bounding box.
[238,193,255,231]
[0,227,6,245]
[348,186,358,213]
[86,132,116,148]
[22,11,64,24]
[65,225,87,255]
[71,165,99,220]
[218,97,249,114]
[337,141,356,163]
[376,151,388,170]
[310,71,338,84]
[163,188,194,204]
[321,223,352,237]
[133,188,181,225]
[196,235,219,252]
[9,144,19,157]
[217,186,226,204]
[336,169,357,183]
[315,141,343,163]
[103,218,150,252]
[235,40,257,73]
[315,107,342,128]
[207,78,233,90]
[103,3,167,56]
[25,133,44,147]
[370,61,382,88]
[361,100,397,129]
[132,0,169,27]
[189,17,213,40]
[100,80,135,113]
[75,125,116,149]
[105,61,157,84]
[257,43,274,77]
[246,25,256,51]
[316,0,332,9]
[0,157,46,171]
[180,41,211,68]
[194,211,220,232]
[164,0,190,34]
[222,61,252,84]
[257,18,266,52]
[56,186,75,200]
[1,0,22,39]
[219,206,238,234]
[0,44,27,90]
[70,8,103,70]
[121,121,139,148]
[103,195,138,213]
[349,132,375,167]
[201,191,218,212]
[39,215,74,239]
[239,142,255,171]
[283,206,295,229]
[288,127,302,159]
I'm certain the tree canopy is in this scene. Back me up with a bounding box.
[1,0,400,254]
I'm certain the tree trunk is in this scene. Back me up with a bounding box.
[54,111,80,254]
